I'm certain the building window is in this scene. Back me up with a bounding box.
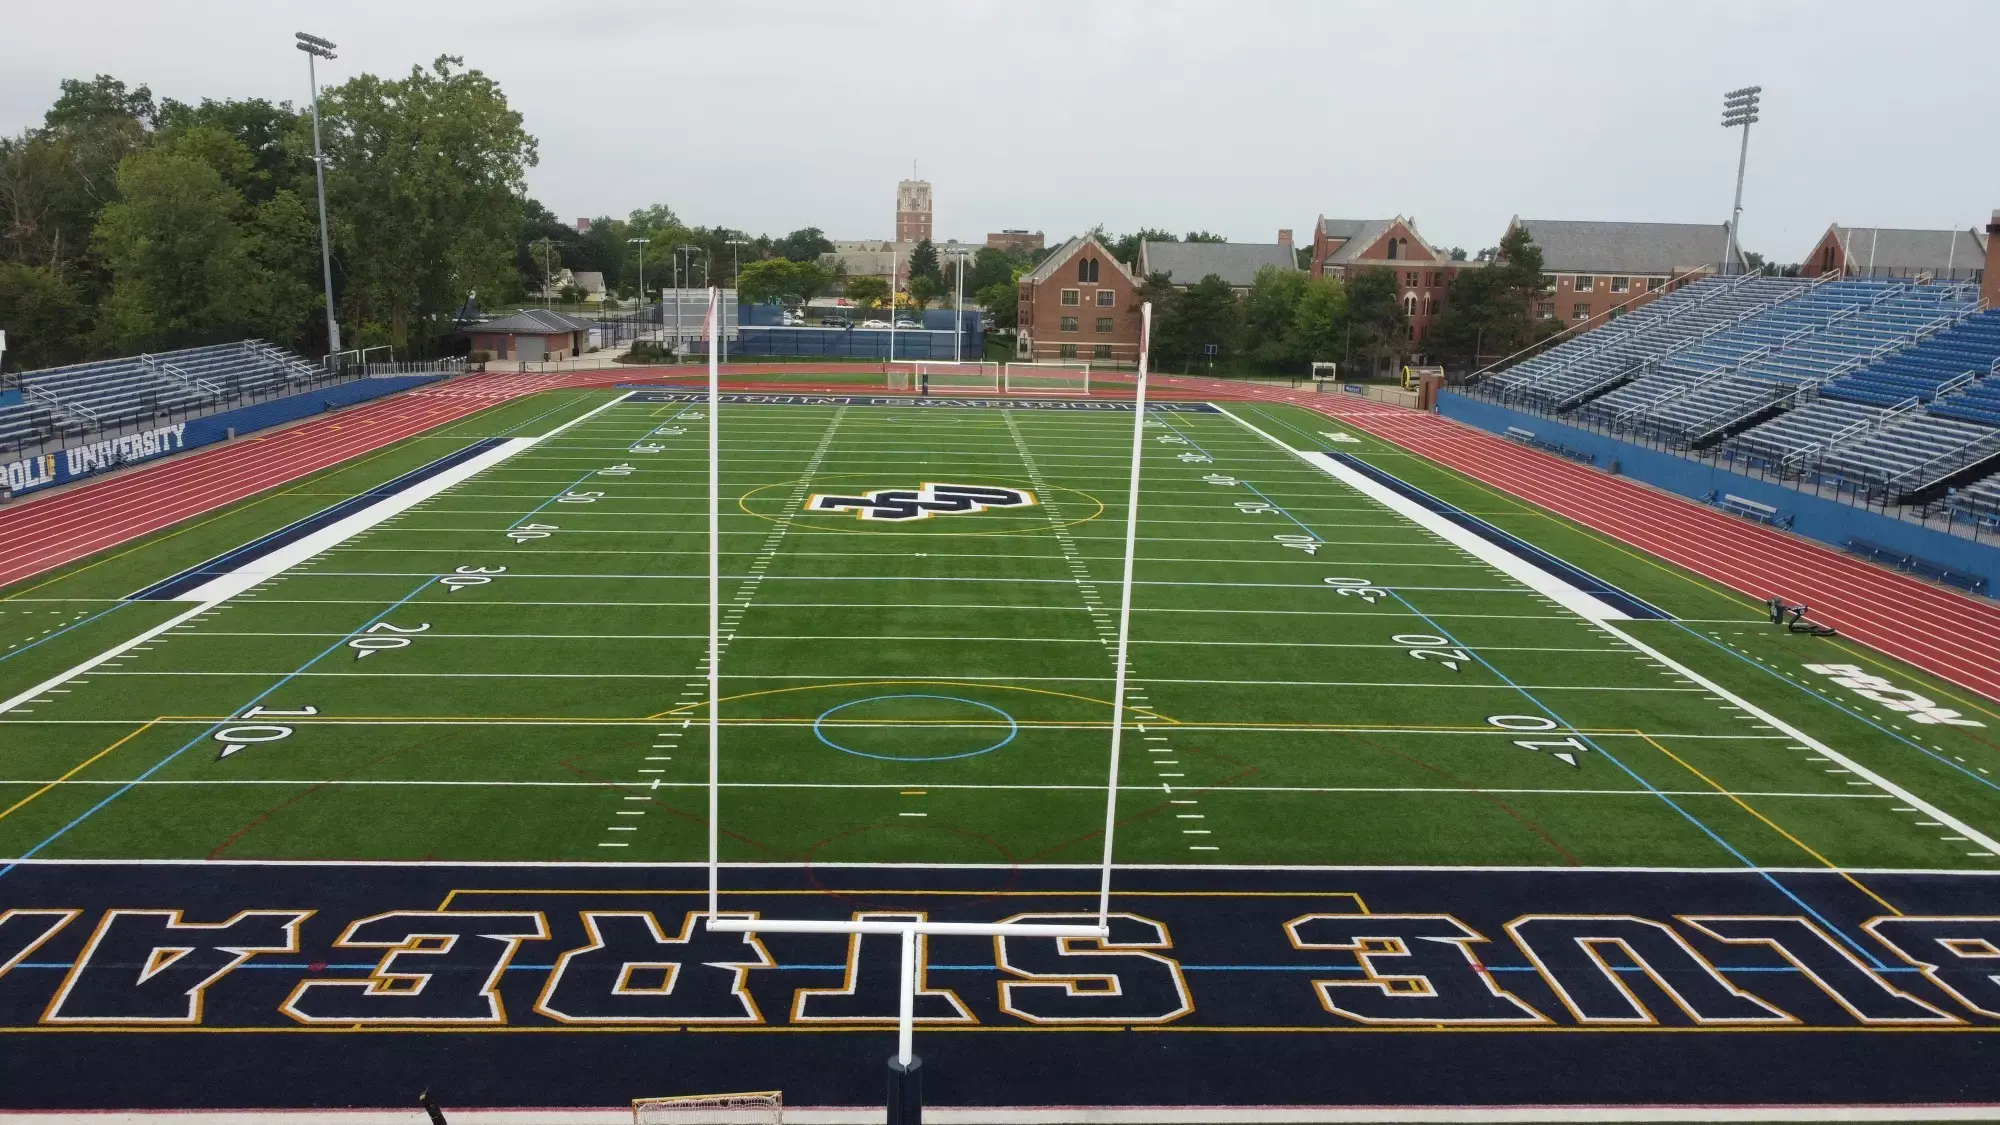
[1609,305,1627,319]
[1061,289,1080,306]
[1403,294,1417,316]
[1093,344,1112,360]
[1648,277,1665,291]
[1386,239,1398,260]
[1572,302,1590,320]
[1060,316,1078,332]
[1095,317,1114,333]
[1096,289,1114,307]
[1574,276,1593,291]
[1059,343,1078,359]
[1610,276,1630,293]
[1077,257,1099,283]
[1538,302,1555,319]
[1821,245,1836,272]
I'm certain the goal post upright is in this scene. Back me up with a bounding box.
[706,286,721,919]
[1099,301,1147,926]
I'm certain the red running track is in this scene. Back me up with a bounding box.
[0,371,643,592]
[1153,375,2000,703]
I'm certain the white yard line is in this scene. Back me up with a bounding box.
[1213,404,1636,622]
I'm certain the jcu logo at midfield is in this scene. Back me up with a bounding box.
[807,482,1036,521]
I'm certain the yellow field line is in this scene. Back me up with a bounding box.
[0,719,158,825]
[1637,733,1900,916]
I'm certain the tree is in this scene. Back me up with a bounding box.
[1106,228,1176,269]
[736,257,796,304]
[321,55,538,349]
[1290,276,1349,363]
[155,97,307,206]
[845,274,889,309]
[773,227,832,263]
[0,261,87,368]
[1428,225,1559,367]
[906,238,942,292]
[1448,246,1469,261]
[91,147,259,351]
[1239,265,1308,367]
[975,280,1018,329]
[907,272,944,310]
[1152,274,1239,371]
[1184,230,1226,243]
[1343,267,1409,372]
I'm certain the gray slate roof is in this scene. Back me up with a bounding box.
[472,309,594,335]
[1512,218,1740,275]
[1139,241,1299,287]
[1827,226,1989,272]
[1023,236,1136,285]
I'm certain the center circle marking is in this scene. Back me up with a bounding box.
[812,694,1019,761]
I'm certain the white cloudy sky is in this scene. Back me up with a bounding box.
[4,0,1995,261]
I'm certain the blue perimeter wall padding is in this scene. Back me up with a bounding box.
[0,374,440,496]
[1436,390,2000,595]
[0,389,21,408]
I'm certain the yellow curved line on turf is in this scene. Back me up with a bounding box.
[735,476,1105,536]
[1637,732,1901,916]
[0,719,158,825]
[645,679,1177,724]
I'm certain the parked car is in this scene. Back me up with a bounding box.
[781,312,805,326]
[860,318,891,329]
[820,315,851,328]
[893,318,922,330]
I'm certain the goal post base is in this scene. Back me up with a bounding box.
[886,1055,923,1125]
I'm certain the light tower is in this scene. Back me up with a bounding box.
[1720,85,1762,275]
[295,32,341,356]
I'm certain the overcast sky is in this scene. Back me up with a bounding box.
[5,0,1996,261]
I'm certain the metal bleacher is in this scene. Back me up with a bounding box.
[1480,273,1809,411]
[1579,278,1983,447]
[0,340,321,456]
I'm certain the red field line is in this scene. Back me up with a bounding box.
[0,371,639,593]
[1150,376,2000,703]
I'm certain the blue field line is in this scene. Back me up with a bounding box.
[0,578,437,880]
[0,603,130,665]
[1387,590,1893,970]
[1673,621,2000,798]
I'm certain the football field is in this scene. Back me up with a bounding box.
[6,385,2000,1113]
[3,388,1997,872]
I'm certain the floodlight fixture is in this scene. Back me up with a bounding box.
[294,32,336,59]
[1718,85,1764,275]
[297,32,341,356]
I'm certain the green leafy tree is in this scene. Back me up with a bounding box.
[735,257,795,304]
[967,247,1021,293]
[1149,274,1239,371]
[773,227,832,263]
[906,238,942,292]
[1107,228,1176,269]
[974,280,1018,329]
[1239,265,1308,366]
[907,272,944,310]
[845,274,889,309]
[1183,230,1226,243]
[1428,226,1558,367]
[91,147,258,351]
[155,97,306,205]
[321,55,538,348]
[1343,267,1409,372]
[1290,276,1349,363]
[0,261,88,367]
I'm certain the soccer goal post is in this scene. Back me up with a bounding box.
[634,1091,783,1125]
[1004,361,1091,394]
[902,360,1000,391]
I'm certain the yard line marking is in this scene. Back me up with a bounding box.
[0,602,215,716]
[1601,618,2000,857]
[0,720,160,825]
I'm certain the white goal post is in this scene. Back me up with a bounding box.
[889,360,1000,392]
[1003,361,1091,394]
[634,1091,783,1125]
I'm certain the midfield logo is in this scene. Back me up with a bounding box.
[806,482,1036,521]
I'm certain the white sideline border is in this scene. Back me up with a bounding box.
[1210,405,1633,622]
[0,392,633,717]
[1213,401,2000,856]
[5,1104,2000,1124]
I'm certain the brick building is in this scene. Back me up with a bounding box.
[1506,218,1739,331]
[1309,216,1476,354]
[895,179,932,243]
[1016,235,1143,367]
[986,229,1045,254]
[1803,223,1989,282]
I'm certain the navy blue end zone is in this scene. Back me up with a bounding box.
[3,862,2000,1112]
[620,389,1219,412]
[127,438,507,601]
[1326,450,1672,620]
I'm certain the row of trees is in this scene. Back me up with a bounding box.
[1139,227,1565,374]
[0,63,538,368]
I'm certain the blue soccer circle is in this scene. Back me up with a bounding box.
[813,694,1019,761]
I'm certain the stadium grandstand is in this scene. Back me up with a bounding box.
[1471,273,2000,509]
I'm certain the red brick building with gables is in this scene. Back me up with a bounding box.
[1016,235,1143,367]
[1309,215,1476,359]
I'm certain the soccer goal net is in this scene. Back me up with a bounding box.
[634,1091,783,1125]
[1004,361,1091,394]
[889,360,1000,392]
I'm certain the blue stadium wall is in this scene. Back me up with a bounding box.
[724,306,982,359]
[1437,390,2000,594]
[1,374,441,496]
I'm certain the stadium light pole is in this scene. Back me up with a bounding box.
[627,238,650,342]
[295,32,341,360]
[1720,86,1761,276]
[725,239,748,367]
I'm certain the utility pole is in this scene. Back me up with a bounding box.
[295,32,341,359]
[1720,86,1761,276]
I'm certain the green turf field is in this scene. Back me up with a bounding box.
[4,389,1999,872]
